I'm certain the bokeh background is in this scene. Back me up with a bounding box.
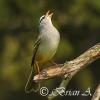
[0,0,100,100]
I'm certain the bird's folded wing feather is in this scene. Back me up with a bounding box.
[31,38,41,66]
[25,38,41,93]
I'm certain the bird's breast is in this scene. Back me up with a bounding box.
[36,30,60,65]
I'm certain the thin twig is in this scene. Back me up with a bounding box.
[91,84,100,100]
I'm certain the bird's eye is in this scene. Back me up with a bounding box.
[40,16,45,22]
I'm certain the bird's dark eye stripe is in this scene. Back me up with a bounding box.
[40,16,45,22]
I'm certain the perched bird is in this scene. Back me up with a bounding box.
[25,10,60,93]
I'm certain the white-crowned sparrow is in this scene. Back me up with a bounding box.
[25,10,60,93]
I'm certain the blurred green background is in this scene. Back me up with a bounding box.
[0,0,100,100]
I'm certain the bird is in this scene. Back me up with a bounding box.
[25,10,60,93]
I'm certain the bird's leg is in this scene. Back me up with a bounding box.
[34,61,41,89]
[35,61,40,74]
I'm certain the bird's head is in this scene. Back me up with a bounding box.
[39,10,54,26]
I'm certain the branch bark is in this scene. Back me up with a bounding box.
[91,84,100,100]
[33,43,100,100]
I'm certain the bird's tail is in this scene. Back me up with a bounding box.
[25,66,40,93]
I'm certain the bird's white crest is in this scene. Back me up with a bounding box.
[39,15,45,22]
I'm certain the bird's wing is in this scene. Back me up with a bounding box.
[31,38,41,66]
[25,38,41,93]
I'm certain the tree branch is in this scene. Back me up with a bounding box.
[34,43,100,81]
[33,43,100,100]
[91,84,100,100]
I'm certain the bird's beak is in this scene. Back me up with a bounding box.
[45,10,54,18]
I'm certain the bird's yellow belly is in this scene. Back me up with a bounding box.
[35,49,56,65]
[35,43,57,65]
